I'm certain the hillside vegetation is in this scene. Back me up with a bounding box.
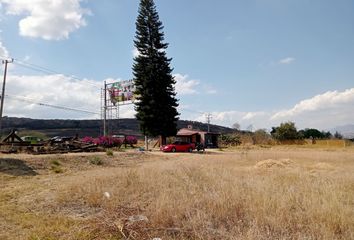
[2,117,234,138]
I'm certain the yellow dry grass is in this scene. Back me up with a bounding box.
[254,158,293,169]
[1,148,354,239]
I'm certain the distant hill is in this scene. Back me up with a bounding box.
[331,124,354,139]
[1,116,234,138]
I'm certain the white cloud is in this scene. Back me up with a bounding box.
[3,74,139,120]
[194,111,246,128]
[2,72,210,120]
[174,74,217,95]
[5,74,101,119]
[278,57,295,64]
[271,89,354,120]
[270,88,354,129]
[132,48,140,58]
[0,39,9,57]
[119,105,135,118]
[174,74,200,95]
[242,111,267,120]
[0,0,89,40]
[193,88,354,130]
[5,70,352,131]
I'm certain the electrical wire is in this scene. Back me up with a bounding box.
[1,55,209,119]
[1,54,102,88]
[14,61,102,88]
[178,107,206,115]
[6,94,100,115]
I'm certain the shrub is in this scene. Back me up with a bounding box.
[50,159,61,166]
[50,159,63,173]
[106,149,114,157]
[220,134,241,146]
[253,129,273,145]
[98,136,122,148]
[82,136,95,144]
[89,156,103,165]
[124,136,138,145]
[82,136,123,148]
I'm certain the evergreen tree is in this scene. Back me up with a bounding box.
[133,0,179,141]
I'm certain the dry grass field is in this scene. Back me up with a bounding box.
[1,146,354,239]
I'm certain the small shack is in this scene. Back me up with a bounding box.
[176,126,220,148]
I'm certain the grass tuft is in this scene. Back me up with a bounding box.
[50,159,63,173]
[106,149,114,157]
[89,156,103,165]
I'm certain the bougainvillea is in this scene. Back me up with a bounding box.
[82,136,94,144]
[82,136,122,148]
[124,136,138,145]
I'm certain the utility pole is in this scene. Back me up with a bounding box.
[103,81,107,136]
[205,113,212,133]
[117,101,120,135]
[0,58,13,138]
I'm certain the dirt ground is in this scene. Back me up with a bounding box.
[1,147,354,239]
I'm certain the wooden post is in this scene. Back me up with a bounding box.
[145,135,148,151]
[160,135,166,146]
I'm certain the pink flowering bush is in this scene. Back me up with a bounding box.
[82,136,94,144]
[124,136,138,145]
[82,136,122,148]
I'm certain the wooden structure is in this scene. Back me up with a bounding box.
[1,130,98,154]
[2,130,30,146]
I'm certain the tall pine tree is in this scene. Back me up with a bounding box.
[133,0,179,143]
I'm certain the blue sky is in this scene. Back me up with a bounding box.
[0,0,353,131]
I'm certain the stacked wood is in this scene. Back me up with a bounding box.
[1,130,99,154]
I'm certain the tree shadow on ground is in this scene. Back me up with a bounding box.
[0,158,38,176]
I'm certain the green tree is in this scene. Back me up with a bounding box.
[300,128,325,139]
[133,0,179,145]
[271,122,299,141]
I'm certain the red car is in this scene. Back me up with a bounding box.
[161,141,195,152]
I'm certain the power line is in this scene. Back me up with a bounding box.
[0,55,102,88]
[6,92,211,120]
[6,94,99,115]
[179,108,205,115]
[1,55,216,122]
[14,61,102,88]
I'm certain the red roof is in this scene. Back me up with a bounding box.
[176,128,206,136]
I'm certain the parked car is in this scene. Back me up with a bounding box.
[49,136,73,143]
[161,141,195,152]
[20,136,43,144]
